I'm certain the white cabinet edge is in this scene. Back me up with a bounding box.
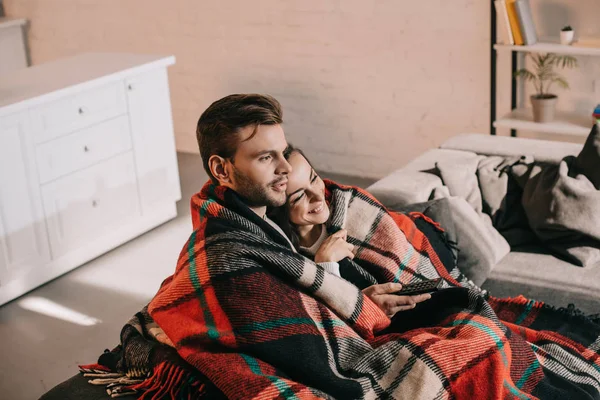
[0,54,176,118]
[0,17,27,29]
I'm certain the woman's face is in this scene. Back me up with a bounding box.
[285,152,330,227]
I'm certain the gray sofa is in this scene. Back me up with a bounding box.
[367,133,599,315]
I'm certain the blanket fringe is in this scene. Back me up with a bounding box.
[79,361,207,399]
[490,295,600,326]
[408,212,445,233]
[128,361,206,400]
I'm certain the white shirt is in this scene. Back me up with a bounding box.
[264,217,341,277]
[299,225,341,277]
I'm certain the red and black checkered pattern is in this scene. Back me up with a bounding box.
[85,180,600,399]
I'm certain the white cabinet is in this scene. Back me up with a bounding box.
[41,152,141,259]
[126,68,181,211]
[0,113,51,286]
[30,81,128,144]
[0,53,181,305]
[35,115,133,184]
[0,17,28,75]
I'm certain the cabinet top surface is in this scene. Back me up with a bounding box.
[0,17,27,28]
[0,52,175,111]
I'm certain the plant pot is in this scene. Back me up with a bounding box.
[560,30,574,45]
[531,95,557,123]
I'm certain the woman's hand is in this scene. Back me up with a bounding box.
[314,229,355,263]
[362,282,431,317]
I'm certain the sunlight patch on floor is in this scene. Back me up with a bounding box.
[18,297,102,326]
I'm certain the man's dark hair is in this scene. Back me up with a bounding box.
[196,94,283,184]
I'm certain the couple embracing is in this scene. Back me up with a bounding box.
[82,94,600,400]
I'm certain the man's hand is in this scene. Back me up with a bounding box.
[314,229,355,263]
[363,282,431,318]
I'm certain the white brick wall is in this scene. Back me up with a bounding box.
[6,0,492,178]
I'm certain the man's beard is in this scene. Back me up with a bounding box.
[231,166,286,208]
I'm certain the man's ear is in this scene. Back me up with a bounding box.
[208,155,231,185]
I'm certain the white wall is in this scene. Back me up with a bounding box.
[7,0,490,178]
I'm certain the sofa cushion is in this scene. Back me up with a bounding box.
[483,245,600,315]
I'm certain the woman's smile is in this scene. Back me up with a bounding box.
[308,202,325,214]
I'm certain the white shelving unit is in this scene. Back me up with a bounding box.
[494,108,594,136]
[491,32,600,137]
[494,42,600,57]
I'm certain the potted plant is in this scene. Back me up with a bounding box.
[514,53,578,123]
[560,26,574,45]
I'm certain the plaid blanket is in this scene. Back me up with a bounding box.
[82,180,600,399]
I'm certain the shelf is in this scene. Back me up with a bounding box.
[494,42,600,57]
[493,108,594,136]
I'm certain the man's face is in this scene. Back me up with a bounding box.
[225,124,291,208]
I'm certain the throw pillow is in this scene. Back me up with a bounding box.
[521,157,600,267]
[575,123,600,189]
[435,156,486,213]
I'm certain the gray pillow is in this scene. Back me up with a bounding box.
[435,156,485,213]
[575,123,600,189]
[392,196,510,286]
[521,157,600,267]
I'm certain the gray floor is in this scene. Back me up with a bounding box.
[0,152,375,400]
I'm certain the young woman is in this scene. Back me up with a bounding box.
[270,146,432,317]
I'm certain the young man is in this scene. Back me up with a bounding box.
[197,94,292,217]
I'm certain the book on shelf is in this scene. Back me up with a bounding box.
[505,0,524,45]
[494,1,514,45]
[515,0,537,45]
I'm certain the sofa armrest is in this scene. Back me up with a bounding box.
[366,170,443,208]
[441,134,583,164]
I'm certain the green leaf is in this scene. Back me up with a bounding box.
[514,69,536,82]
[515,52,578,95]
[553,77,569,89]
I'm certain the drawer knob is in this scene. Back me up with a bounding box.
[127,84,134,91]
[78,107,85,115]
[92,200,98,208]
[84,146,89,152]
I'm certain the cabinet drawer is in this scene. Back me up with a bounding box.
[35,116,132,184]
[41,152,141,259]
[30,82,127,144]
